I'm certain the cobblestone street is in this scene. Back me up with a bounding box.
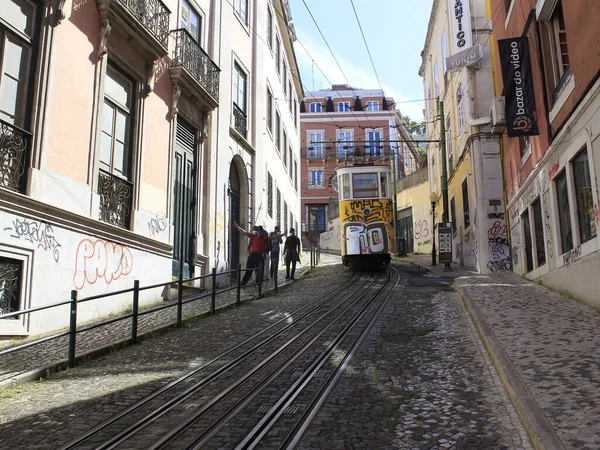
[0,260,532,449]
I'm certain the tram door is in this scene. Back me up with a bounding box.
[172,121,196,278]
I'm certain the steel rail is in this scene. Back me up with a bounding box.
[60,271,362,450]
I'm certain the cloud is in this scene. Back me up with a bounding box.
[293,33,425,121]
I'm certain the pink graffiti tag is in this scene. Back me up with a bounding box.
[73,239,133,290]
[595,204,600,224]
[487,221,507,241]
[548,162,560,180]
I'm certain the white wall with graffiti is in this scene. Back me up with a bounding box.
[0,210,171,335]
[320,218,342,254]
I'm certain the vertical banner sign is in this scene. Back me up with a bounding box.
[448,0,472,54]
[438,223,453,264]
[498,37,539,137]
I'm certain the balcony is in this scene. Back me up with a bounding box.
[232,103,247,138]
[170,29,220,111]
[98,170,133,229]
[97,0,170,58]
[0,119,31,193]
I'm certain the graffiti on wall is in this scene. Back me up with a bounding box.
[562,245,581,266]
[148,215,168,237]
[73,239,133,290]
[486,219,511,273]
[4,218,62,262]
[341,199,392,224]
[414,219,429,240]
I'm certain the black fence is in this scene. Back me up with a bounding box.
[0,264,279,369]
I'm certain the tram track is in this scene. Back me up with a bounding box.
[62,267,399,449]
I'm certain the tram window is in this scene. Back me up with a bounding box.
[380,174,388,197]
[352,172,379,198]
[341,173,351,199]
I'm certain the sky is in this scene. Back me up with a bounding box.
[287,0,434,122]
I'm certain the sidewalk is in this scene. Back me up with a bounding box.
[0,258,316,389]
[396,253,600,450]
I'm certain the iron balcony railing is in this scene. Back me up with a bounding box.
[115,0,170,48]
[98,169,133,229]
[172,28,220,101]
[0,118,31,193]
[233,103,247,138]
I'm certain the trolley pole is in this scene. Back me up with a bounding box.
[439,101,451,272]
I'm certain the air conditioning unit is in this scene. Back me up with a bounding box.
[490,96,506,134]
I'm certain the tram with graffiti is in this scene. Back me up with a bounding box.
[336,163,395,269]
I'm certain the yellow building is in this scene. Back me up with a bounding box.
[419,0,508,272]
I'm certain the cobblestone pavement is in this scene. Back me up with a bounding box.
[399,254,600,450]
[0,256,535,449]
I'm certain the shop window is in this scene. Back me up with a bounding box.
[532,198,546,267]
[462,179,470,228]
[555,170,573,253]
[573,148,596,243]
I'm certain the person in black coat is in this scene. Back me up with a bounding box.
[283,228,301,280]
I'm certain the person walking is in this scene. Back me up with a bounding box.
[269,225,284,280]
[233,221,284,285]
[283,228,301,280]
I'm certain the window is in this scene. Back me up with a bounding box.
[309,169,324,187]
[181,0,201,42]
[234,0,248,24]
[100,66,133,178]
[288,144,293,176]
[309,102,322,113]
[267,8,273,49]
[0,0,36,129]
[294,160,298,190]
[282,59,287,93]
[366,130,382,155]
[441,31,447,74]
[337,101,350,112]
[233,64,247,113]
[522,209,533,272]
[462,179,470,228]
[98,64,135,228]
[275,36,281,75]
[0,256,22,318]
[293,99,298,127]
[233,64,247,137]
[308,132,323,158]
[276,188,281,225]
[456,85,464,131]
[337,130,353,158]
[282,129,288,167]
[434,61,439,98]
[573,149,596,243]
[519,136,530,159]
[267,172,273,217]
[352,172,378,198]
[555,170,573,253]
[366,101,379,111]
[288,81,293,113]
[546,1,569,91]
[266,87,273,133]
[532,198,546,267]
[275,110,281,149]
[283,201,288,231]
[446,115,453,172]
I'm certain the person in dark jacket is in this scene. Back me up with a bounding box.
[269,225,283,280]
[283,228,301,280]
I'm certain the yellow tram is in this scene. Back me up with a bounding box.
[336,163,394,269]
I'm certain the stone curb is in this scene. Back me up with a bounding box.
[455,282,566,450]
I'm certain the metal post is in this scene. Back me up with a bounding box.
[236,264,241,304]
[439,101,451,271]
[131,280,139,344]
[431,201,437,266]
[68,290,78,368]
[176,271,183,327]
[257,262,263,298]
[210,268,216,314]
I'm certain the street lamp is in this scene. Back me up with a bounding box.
[429,192,437,266]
